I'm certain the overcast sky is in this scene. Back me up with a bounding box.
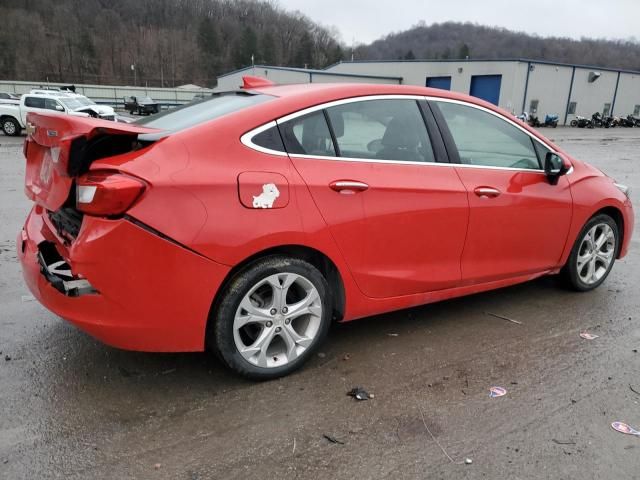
[277,0,639,45]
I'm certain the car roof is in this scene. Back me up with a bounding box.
[29,90,73,97]
[25,93,68,99]
[250,82,498,110]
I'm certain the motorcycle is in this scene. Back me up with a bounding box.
[619,115,636,127]
[602,115,616,128]
[528,113,559,128]
[570,115,593,128]
[591,112,604,128]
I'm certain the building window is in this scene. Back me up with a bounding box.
[529,99,539,114]
[603,103,611,116]
[568,102,577,115]
[634,105,640,116]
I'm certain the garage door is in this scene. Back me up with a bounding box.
[469,75,502,105]
[426,76,451,90]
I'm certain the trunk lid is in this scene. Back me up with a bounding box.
[24,112,160,211]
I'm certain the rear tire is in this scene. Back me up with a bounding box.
[209,256,331,380]
[562,214,618,291]
[1,117,21,136]
[570,120,578,127]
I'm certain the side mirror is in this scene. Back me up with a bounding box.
[544,152,568,185]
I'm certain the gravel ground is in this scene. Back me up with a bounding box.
[0,127,638,479]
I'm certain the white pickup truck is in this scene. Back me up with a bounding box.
[0,93,90,136]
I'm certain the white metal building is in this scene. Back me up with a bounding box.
[214,65,402,91]
[216,59,640,126]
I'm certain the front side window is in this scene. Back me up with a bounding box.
[436,101,541,170]
[279,111,336,157]
[326,99,435,163]
[44,98,62,111]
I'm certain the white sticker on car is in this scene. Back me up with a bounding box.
[252,183,280,209]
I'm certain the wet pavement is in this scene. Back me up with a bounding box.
[1,128,639,479]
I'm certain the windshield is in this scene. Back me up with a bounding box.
[76,96,95,106]
[136,92,273,141]
[140,97,154,103]
[59,97,85,110]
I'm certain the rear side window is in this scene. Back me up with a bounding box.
[24,96,45,108]
[326,99,435,162]
[436,101,541,170]
[279,111,336,157]
[252,125,285,152]
[136,93,272,141]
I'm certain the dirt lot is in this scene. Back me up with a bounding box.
[0,128,639,479]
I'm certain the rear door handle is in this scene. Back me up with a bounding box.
[329,180,369,194]
[474,186,501,198]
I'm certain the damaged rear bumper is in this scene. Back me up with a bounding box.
[37,241,96,296]
[18,206,231,352]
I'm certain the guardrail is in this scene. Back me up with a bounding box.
[0,80,214,108]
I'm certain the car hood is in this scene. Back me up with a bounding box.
[76,105,115,116]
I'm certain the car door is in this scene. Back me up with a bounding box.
[430,99,572,284]
[279,97,469,298]
[21,96,47,124]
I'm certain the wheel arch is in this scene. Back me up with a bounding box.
[205,244,346,349]
[1,114,20,124]
[593,205,625,256]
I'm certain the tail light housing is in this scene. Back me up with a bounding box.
[76,171,146,216]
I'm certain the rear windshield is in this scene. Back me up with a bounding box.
[136,92,272,141]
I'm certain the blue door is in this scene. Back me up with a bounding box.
[426,76,451,90]
[469,75,502,105]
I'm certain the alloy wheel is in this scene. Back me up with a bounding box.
[3,121,15,135]
[233,272,322,368]
[576,223,616,285]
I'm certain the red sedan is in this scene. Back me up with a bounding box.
[18,77,634,379]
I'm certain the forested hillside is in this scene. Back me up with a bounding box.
[355,21,640,71]
[0,0,343,87]
[1,1,639,88]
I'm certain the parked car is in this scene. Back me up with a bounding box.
[0,92,21,105]
[124,95,160,115]
[0,93,89,136]
[29,90,116,121]
[71,95,116,121]
[18,77,633,379]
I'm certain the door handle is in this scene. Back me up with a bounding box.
[474,186,501,198]
[329,180,369,194]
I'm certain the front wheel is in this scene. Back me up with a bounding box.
[570,120,578,127]
[562,214,618,291]
[210,256,331,380]
[1,117,21,136]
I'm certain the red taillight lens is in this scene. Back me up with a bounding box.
[76,171,146,216]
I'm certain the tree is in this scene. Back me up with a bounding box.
[293,31,314,68]
[260,31,277,65]
[197,17,220,78]
[404,49,416,60]
[77,30,98,80]
[458,43,471,59]
[234,26,258,68]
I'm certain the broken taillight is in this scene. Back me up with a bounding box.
[76,171,146,216]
